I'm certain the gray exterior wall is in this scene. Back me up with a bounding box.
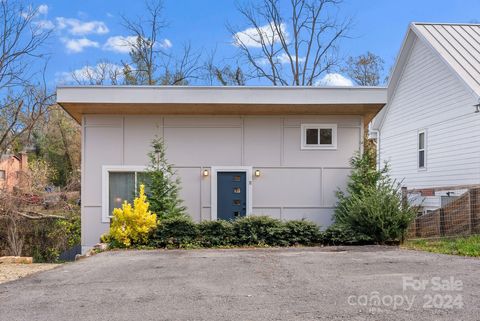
[82,114,363,250]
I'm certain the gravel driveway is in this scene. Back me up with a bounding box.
[0,246,479,321]
[0,263,58,284]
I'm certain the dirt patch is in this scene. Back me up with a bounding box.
[0,263,59,284]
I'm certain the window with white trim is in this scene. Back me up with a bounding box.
[0,170,5,180]
[103,167,149,221]
[418,130,426,169]
[301,124,337,150]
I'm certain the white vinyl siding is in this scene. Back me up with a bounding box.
[379,38,480,189]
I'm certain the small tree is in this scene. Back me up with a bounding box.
[145,137,186,220]
[334,151,415,243]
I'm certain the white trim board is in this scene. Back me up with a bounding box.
[210,166,253,221]
[101,165,147,223]
[58,86,387,105]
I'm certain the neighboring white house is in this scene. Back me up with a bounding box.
[57,86,386,252]
[370,23,480,213]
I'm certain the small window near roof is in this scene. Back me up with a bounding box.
[301,124,337,150]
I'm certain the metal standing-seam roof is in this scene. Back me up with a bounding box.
[370,22,480,132]
[413,23,480,97]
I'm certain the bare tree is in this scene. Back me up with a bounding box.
[0,0,52,155]
[229,0,350,86]
[0,85,52,155]
[122,0,202,85]
[203,50,247,86]
[157,43,203,85]
[70,60,123,85]
[121,0,167,85]
[210,65,246,86]
[344,51,385,86]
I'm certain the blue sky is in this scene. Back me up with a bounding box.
[26,0,480,87]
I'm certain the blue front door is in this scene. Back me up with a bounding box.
[217,172,247,220]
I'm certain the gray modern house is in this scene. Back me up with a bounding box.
[57,86,386,252]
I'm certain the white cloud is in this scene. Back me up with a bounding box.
[56,17,109,36]
[21,4,48,19]
[276,53,305,64]
[233,22,288,48]
[256,53,305,66]
[103,35,137,53]
[62,38,99,53]
[33,19,55,30]
[37,4,48,15]
[315,73,353,87]
[56,62,124,84]
[103,36,172,54]
[159,38,172,49]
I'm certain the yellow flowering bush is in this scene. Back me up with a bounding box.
[106,185,157,247]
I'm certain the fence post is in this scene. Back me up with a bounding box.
[469,189,476,235]
[401,187,408,210]
[415,217,420,238]
[439,208,445,237]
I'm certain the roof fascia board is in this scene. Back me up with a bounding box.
[57,86,387,106]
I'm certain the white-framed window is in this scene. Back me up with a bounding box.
[102,166,148,222]
[0,170,5,180]
[301,124,337,150]
[418,129,426,170]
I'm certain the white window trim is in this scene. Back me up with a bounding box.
[418,129,427,171]
[102,165,147,223]
[210,166,253,221]
[301,124,337,150]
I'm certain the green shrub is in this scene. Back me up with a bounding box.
[26,211,81,263]
[334,152,416,244]
[231,216,287,246]
[198,220,234,247]
[335,178,416,243]
[284,220,322,245]
[152,216,198,248]
[322,224,373,245]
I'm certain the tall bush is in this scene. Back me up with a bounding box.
[153,216,198,248]
[232,216,287,246]
[105,185,157,247]
[198,220,234,247]
[284,220,322,246]
[334,151,415,243]
[145,137,186,220]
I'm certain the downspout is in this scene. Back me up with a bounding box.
[370,129,381,171]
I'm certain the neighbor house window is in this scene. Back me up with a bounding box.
[418,130,426,169]
[102,166,149,222]
[0,170,5,180]
[301,124,337,150]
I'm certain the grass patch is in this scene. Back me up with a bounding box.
[403,235,480,257]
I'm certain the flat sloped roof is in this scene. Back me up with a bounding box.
[57,86,387,123]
